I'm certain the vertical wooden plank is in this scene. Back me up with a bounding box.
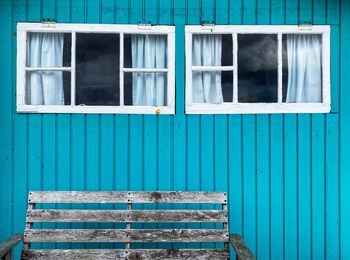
[256,115,270,260]
[298,114,312,260]
[13,0,27,257]
[284,114,298,260]
[285,0,298,25]
[0,0,13,244]
[270,115,284,260]
[328,0,340,113]
[242,115,257,255]
[230,0,242,24]
[325,114,340,260]
[329,25,340,113]
[340,1,350,259]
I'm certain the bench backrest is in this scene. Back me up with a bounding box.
[23,191,229,259]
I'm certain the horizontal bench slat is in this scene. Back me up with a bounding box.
[24,229,229,243]
[28,191,227,204]
[26,209,228,223]
[22,249,230,260]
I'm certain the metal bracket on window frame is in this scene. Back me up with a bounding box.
[298,22,313,31]
[201,21,215,32]
[138,22,152,31]
[41,18,56,28]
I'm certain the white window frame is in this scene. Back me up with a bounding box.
[17,23,176,114]
[185,25,331,114]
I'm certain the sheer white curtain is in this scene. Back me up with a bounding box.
[27,33,64,105]
[192,34,223,104]
[132,34,167,106]
[286,34,322,103]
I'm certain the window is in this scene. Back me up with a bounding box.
[185,25,330,114]
[17,23,175,114]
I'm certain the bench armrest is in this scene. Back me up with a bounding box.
[230,234,255,260]
[0,234,22,259]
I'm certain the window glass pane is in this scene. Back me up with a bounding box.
[25,71,71,105]
[75,33,119,106]
[192,71,233,103]
[238,34,278,103]
[192,34,232,66]
[27,33,71,67]
[124,72,167,106]
[124,34,167,68]
[282,34,323,103]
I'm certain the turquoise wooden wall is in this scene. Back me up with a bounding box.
[0,0,349,259]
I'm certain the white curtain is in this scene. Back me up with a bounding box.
[192,34,223,104]
[27,33,64,105]
[132,34,167,106]
[286,34,322,103]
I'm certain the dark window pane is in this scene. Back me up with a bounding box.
[124,72,167,106]
[192,71,233,103]
[222,35,233,66]
[124,34,167,68]
[25,71,71,105]
[282,34,323,103]
[76,33,119,106]
[238,34,278,103]
[27,33,71,67]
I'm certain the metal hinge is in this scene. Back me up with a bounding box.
[298,22,313,31]
[201,20,215,31]
[138,22,152,30]
[41,18,56,28]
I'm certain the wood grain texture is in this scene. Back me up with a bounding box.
[21,249,230,259]
[230,234,255,260]
[0,234,22,258]
[24,229,229,243]
[28,191,227,204]
[26,209,228,223]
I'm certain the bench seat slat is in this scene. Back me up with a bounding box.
[28,191,227,204]
[21,249,230,260]
[24,229,229,243]
[26,209,228,223]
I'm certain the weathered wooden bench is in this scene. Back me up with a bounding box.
[0,191,254,260]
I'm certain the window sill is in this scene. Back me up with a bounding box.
[185,103,331,114]
[17,105,175,115]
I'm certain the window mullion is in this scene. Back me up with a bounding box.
[71,32,76,106]
[120,33,124,107]
[233,33,238,103]
[278,33,282,104]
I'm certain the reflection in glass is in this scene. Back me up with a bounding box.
[124,72,167,106]
[75,33,119,106]
[282,34,322,103]
[238,34,278,103]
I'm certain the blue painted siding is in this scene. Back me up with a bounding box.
[0,0,348,259]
